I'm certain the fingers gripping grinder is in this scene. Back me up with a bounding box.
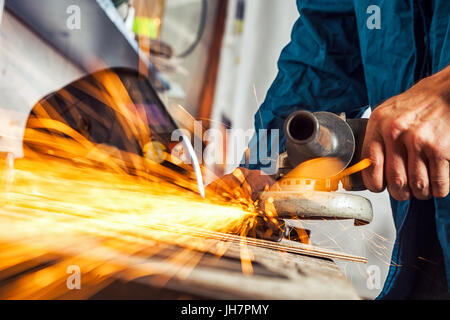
[258,110,373,226]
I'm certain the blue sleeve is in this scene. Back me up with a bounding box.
[246,0,368,171]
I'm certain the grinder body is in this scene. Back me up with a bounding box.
[280,110,368,191]
[257,110,373,230]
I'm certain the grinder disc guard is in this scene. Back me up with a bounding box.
[258,190,373,226]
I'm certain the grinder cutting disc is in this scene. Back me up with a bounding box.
[258,190,373,226]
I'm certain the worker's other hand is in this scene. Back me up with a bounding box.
[362,66,450,201]
[206,168,276,201]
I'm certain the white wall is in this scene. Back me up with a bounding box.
[212,0,395,299]
[211,0,299,173]
[0,0,4,25]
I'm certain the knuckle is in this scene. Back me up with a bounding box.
[406,130,425,152]
[386,120,405,140]
[410,179,430,199]
[370,108,384,122]
[389,174,408,191]
[411,179,428,192]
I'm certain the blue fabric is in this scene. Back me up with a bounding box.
[246,0,450,298]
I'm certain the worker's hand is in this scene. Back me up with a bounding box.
[206,168,276,201]
[362,66,450,201]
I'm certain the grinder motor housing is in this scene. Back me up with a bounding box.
[279,110,368,191]
[257,110,373,230]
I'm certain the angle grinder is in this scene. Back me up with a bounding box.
[258,110,373,228]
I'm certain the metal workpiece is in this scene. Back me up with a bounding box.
[246,215,311,243]
[91,240,361,300]
[246,216,286,242]
[258,190,373,226]
[284,111,355,172]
